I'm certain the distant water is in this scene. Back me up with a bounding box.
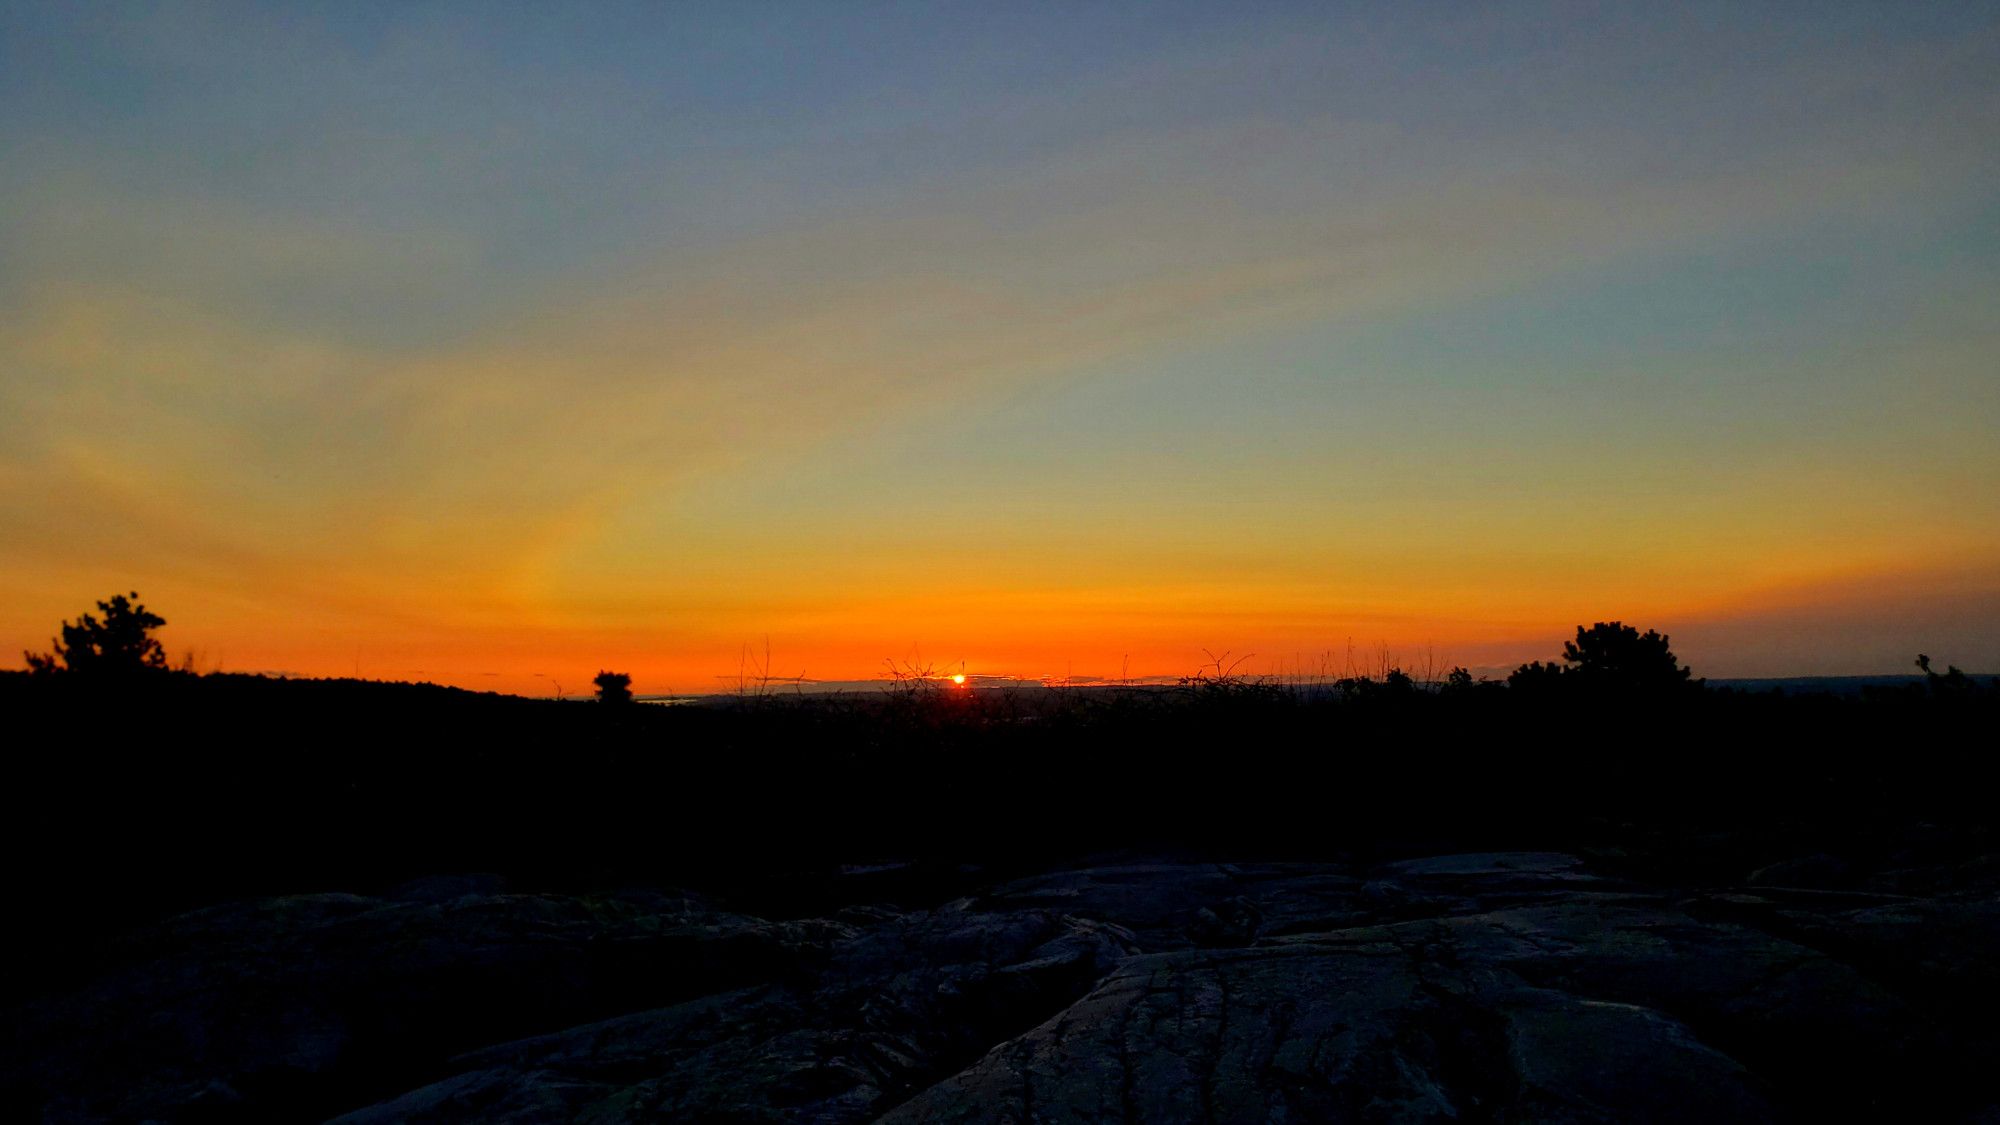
[1708,675,1993,696]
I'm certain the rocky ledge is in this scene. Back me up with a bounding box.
[8,852,1998,1122]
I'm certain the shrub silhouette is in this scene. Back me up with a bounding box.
[25,592,168,677]
[594,671,634,705]
[1506,659,1570,693]
[1916,654,1979,698]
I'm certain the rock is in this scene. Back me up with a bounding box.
[388,873,510,903]
[976,863,1245,949]
[322,906,1138,1124]
[1183,897,1261,947]
[4,887,836,1122]
[1747,853,1852,889]
[9,854,1995,1122]
[884,871,1980,1122]
[1378,851,1594,880]
[881,915,1780,1123]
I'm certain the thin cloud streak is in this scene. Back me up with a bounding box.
[2,5,1997,687]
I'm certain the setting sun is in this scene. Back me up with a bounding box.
[8,6,1997,1119]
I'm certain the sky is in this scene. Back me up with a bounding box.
[4,2,1998,695]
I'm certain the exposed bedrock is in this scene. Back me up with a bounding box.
[8,851,1996,1122]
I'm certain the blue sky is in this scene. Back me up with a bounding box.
[4,2,1997,689]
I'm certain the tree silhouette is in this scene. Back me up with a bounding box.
[25,592,168,676]
[594,671,634,705]
[1509,622,1698,694]
[1563,621,1694,689]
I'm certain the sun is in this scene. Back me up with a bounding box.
[950,673,967,685]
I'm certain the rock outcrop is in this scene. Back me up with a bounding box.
[8,853,1997,1122]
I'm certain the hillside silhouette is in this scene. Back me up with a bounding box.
[5,596,1998,1121]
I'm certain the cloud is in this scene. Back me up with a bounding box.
[4,7,1997,678]
[3,110,1982,616]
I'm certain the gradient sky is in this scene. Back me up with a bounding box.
[4,2,1998,694]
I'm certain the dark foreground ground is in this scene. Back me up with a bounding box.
[3,672,1996,1122]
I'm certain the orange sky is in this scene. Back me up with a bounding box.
[4,6,1998,695]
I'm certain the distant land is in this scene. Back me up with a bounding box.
[1707,675,2000,697]
[624,673,1996,705]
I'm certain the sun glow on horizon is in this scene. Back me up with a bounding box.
[2,6,1997,689]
